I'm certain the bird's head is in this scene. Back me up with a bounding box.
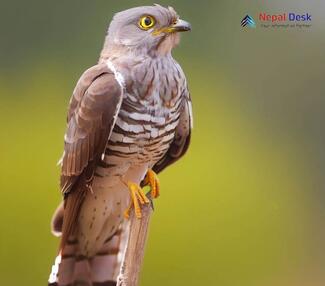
[101,4,191,58]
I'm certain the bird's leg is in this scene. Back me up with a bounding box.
[143,169,160,199]
[124,182,150,219]
[123,170,159,219]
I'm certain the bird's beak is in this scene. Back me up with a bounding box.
[169,19,192,32]
[152,19,191,36]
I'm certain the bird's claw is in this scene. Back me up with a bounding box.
[124,182,150,219]
[143,169,160,199]
[123,170,160,219]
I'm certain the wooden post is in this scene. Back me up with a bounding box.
[117,196,153,286]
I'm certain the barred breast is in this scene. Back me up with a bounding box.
[96,56,187,178]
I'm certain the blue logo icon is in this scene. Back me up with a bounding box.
[241,15,256,28]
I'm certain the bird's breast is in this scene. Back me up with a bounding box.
[97,56,187,174]
[103,91,182,167]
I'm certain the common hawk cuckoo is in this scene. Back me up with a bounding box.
[49,5,193,286]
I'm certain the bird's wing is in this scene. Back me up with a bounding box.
[59,63,123,247]
[152,89,193,174]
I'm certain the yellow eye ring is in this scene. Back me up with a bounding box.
[139,15,155,30]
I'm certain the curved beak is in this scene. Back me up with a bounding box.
[152,19,191,36]
[171,19,192,32]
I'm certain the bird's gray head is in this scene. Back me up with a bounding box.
[101,4,191,58]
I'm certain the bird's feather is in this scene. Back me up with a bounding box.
[59,64,123,248]
[151,89,192,174]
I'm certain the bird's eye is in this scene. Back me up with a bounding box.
[139,15,155,30]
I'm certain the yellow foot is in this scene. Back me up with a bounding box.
[143,169,160,199]
[124,182,150,219]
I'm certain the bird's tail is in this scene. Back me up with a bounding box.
[48,204,129,286]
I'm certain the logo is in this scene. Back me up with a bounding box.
[259,12,312,22]
[241,15,256,28]
[241,12,312,29]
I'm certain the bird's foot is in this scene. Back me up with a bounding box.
[124,182,150,219]
[143,169,160,199]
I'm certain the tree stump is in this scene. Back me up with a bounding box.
[117,196,153,286]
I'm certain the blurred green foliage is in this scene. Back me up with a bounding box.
[1,1,325,285]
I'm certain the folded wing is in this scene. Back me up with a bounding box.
[152,89,193,174]
[59,64,124,247]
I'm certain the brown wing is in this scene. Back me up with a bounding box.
[59,64,123,247]
[152,90,193,174]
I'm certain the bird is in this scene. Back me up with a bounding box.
[48,4,193,286]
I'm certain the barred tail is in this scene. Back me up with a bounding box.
[49,204,129,286]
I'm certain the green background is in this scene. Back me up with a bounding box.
[1,1,325,285]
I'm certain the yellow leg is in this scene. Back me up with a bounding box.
[124,182,150,219]
[143,169,160,199]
